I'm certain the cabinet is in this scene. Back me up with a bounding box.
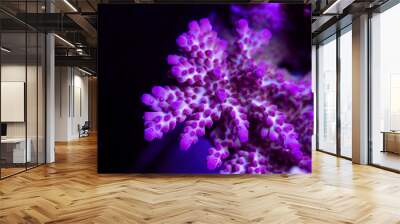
[382,132,400,154]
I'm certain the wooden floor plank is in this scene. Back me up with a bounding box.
[0,135,400,223]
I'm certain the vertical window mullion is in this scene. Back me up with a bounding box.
[316,44,320,151]
[25,0,28,171]
[36,0,39,167]
[337,29,341,157]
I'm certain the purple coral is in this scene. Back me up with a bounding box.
[141,16,312,174]
[231,3,285,31]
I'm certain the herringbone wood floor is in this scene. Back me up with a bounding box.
[1,135,400,224]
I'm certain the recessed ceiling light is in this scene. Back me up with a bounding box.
[78,67,92,76]
[63,0,78,12]
[323,0,343,15]
[54,34,75,48]
[1,47,11,53]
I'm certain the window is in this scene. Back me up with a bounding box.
[339,28,352,158]
[317,36,337,154]
[370,3,400,171]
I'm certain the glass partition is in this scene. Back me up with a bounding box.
[0,1,46,179]
[27,30,38,169]
[1,31,28,177]
[317,36,337,154]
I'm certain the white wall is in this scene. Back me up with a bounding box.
[55,66,69,141]
[72,73,89,138]
[1,63,46,164]
[55,67,89,141]
[1,65,41,137]
[1,66,26,138]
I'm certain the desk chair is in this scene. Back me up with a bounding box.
[79,121,90,138]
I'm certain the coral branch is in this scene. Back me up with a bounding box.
[141,16,312,174]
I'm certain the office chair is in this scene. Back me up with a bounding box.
[79,121,90,138]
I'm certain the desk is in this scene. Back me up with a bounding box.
[381,131,400,154]
[1,138,31,163]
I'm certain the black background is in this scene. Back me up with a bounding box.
[97,4,310,173]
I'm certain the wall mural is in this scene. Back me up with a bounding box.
[98,3,312,174]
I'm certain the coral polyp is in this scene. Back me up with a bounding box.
[141,17,312,174]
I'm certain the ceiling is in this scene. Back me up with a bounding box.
[1,0,393,72]
[311,0,391,43]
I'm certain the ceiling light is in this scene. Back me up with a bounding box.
[63,0,78,12]
[323,0,343,15]
[54,34,75,48]
[78,67,92,76]
[76,48,85,55]
[1,47,11,53]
